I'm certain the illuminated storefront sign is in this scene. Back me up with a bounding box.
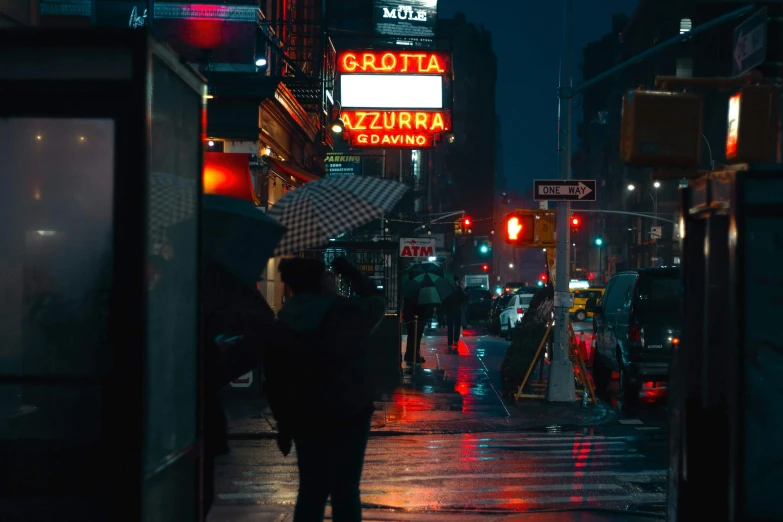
[335,46,450,149]
[337,50,449,74]
[341,110,450,132]
[350,132,434,147]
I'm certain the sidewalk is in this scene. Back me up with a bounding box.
[224,329,614,439]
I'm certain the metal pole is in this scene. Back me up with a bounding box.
[573,4,754,96]
[548,0,576,403]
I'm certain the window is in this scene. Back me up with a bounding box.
[680,18,692,34]
[0,117,115,440]
[520,295,533,306]
[604,274,637,314]
[638,273,682,311]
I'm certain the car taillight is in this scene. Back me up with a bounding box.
[629,325,642,343]
[517,308,526,314]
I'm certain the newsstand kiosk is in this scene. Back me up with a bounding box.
[671,165,783,522]
[0,29,206,521]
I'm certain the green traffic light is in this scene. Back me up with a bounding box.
[595,238,603,246]
[480,245,489,254]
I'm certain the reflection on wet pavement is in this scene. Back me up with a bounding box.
[221,430,666,513]
[216,326,668,516]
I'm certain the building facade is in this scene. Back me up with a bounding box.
[29,0,334,310]
[574,1,748,279]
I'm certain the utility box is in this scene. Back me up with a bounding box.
[620,90,703,168]
[726,85,780,164]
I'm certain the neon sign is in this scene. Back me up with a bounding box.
[350,133,435,148]
[341,110,450,132]
[337,50,450,74]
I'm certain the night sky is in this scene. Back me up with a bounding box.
[438,0,639,192]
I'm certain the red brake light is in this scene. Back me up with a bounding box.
[517,308,525,314]
[629,325,642,343]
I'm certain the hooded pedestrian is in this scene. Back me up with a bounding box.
[263,257,385,522]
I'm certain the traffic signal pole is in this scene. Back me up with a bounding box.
[548,0,576,402]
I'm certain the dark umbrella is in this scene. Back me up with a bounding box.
[203,195,286,287]
[401,263,458,305]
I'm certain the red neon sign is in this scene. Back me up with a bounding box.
[341,110,450,132]
[350,132,435,148]
[337,50,450,74]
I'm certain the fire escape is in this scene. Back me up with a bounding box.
[258,0,336,149]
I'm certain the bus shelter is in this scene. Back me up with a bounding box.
[0,29,206,520]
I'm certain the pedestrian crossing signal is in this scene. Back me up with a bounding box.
[504,212,535,245]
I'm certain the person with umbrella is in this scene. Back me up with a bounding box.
[401,263,457,364]
[195,195,284,516]
[263,257,385,522]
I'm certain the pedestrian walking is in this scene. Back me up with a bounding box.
[445,276,467,352]
[201,255,274,516]
[264,257,385,522]
[402,298,432,364]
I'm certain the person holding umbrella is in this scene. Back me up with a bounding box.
[263,256,385,522]
[401,262,457,364]
[196,195,285,516]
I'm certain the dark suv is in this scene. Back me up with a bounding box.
[588,267,682,409]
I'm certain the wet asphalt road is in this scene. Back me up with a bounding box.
[214,321,668,517]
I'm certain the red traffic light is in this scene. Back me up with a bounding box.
[540,273,547,282]
[463,218,471,226]
[571,217,580,227]
[482,264,489,272]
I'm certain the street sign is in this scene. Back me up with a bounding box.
[534,180,596,202]
[733,7,767,77]
[399,237,436,258]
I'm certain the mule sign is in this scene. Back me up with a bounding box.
[399,237,436,258]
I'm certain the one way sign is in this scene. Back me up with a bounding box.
[534,180,596,202]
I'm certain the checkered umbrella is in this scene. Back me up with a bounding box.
[401,263,457,305]
[148,171,198,250]
[268,176,408,256]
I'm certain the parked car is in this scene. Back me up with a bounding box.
[499,293,535,338]
[588,267,682,412]
[570,287,605,322]
[487,293,513,334]
[465,287,492,322]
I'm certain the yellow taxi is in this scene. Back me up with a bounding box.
[569,287,605,322]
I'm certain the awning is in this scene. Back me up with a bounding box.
[264,156,320,184]
[204,152,260,205]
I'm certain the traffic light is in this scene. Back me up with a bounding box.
[726,85,780,163]
[504,212,535,245]
[620,89,703,168]
[463,217,473,234]
[595,238,603,246]
[540,273,547,283]
[482,264,489,272]
[571,216,580,227]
